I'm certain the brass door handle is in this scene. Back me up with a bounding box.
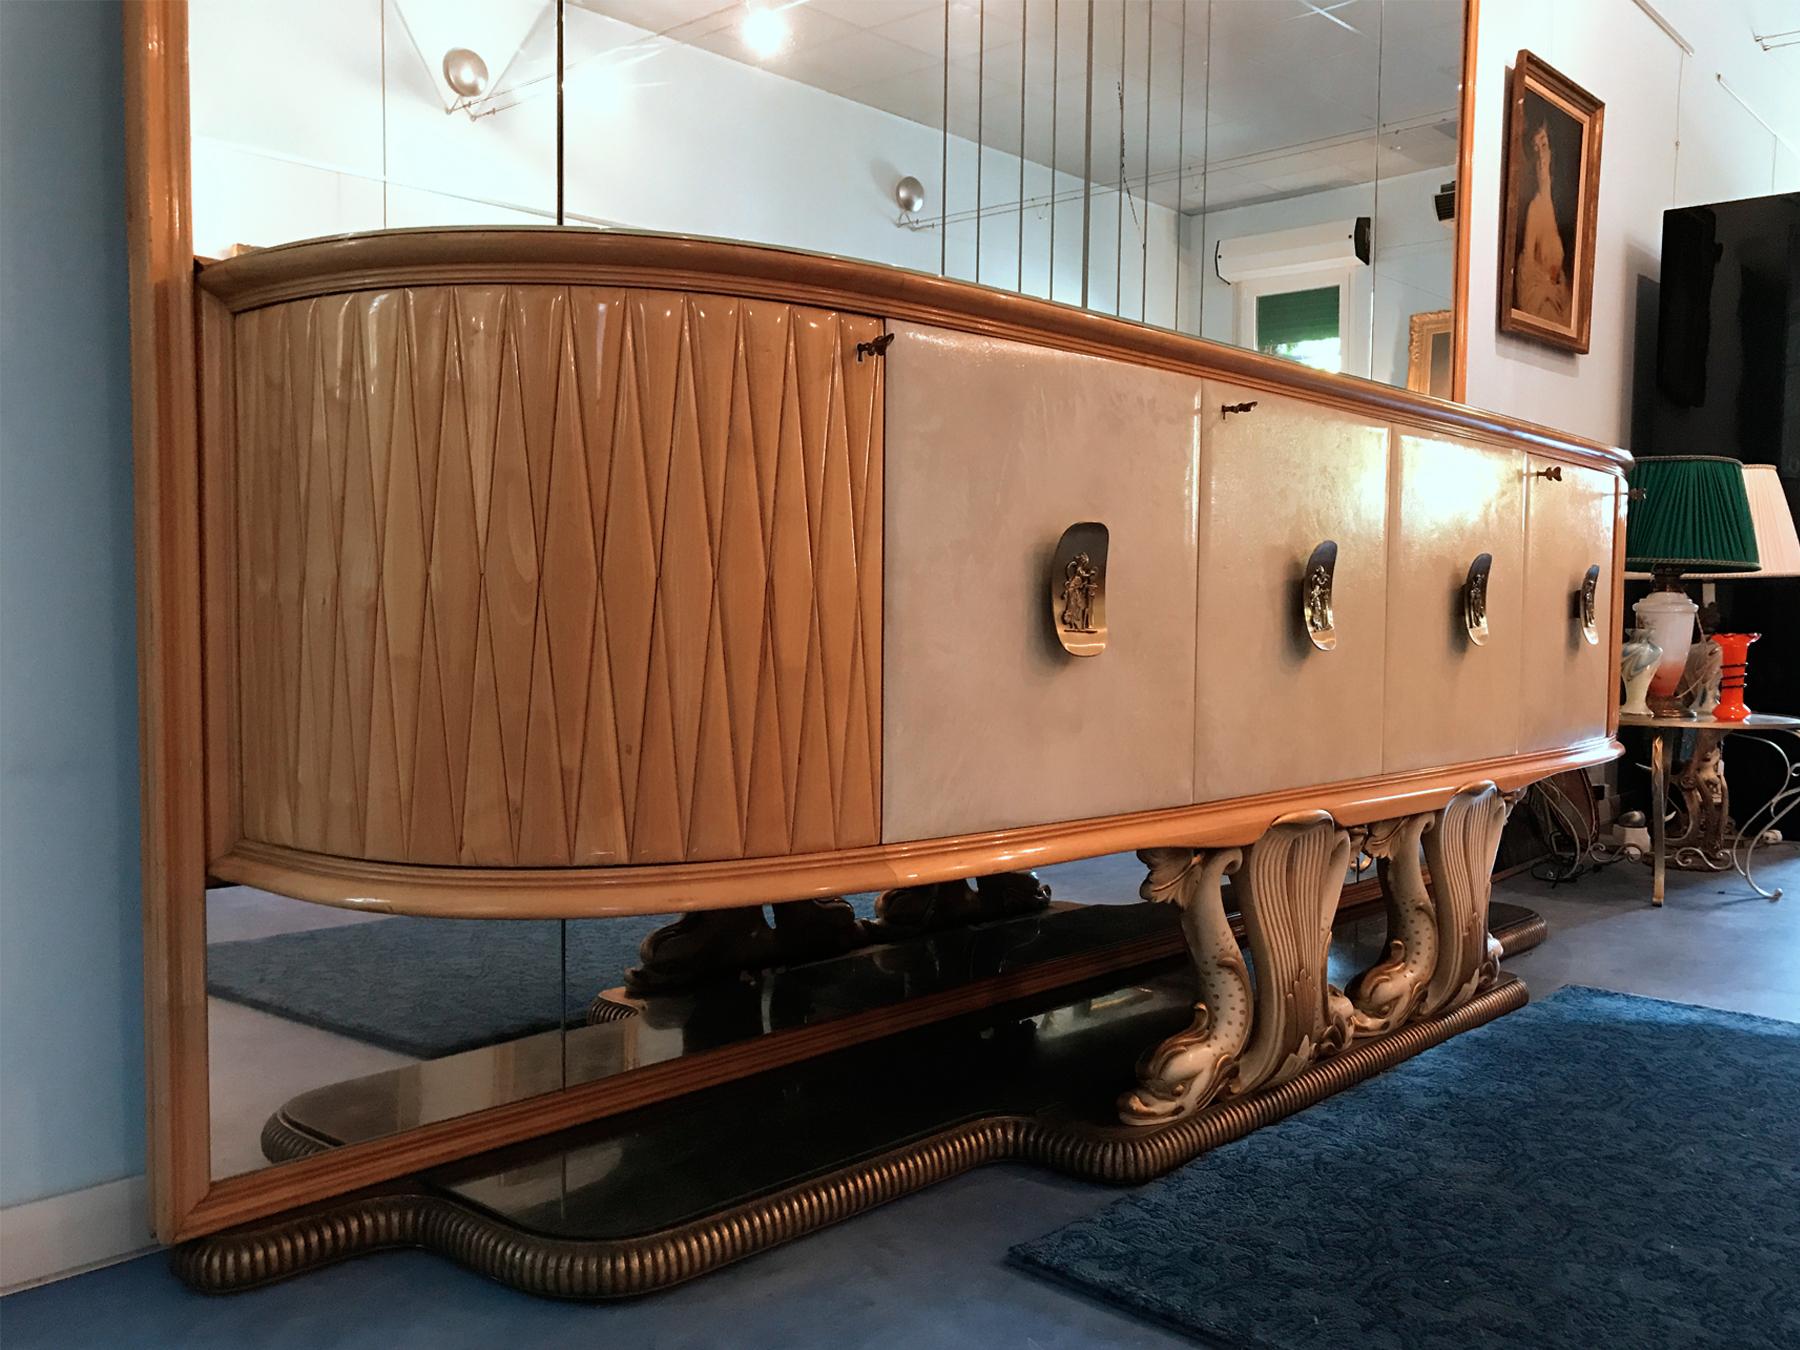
[1051,522,1108,657]
[1302,540,1337,651]
[1463,553,1492,647]
[1578,563,1601,644]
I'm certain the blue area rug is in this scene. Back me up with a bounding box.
[1013,987,1800,1350]
[207,898,875,1059]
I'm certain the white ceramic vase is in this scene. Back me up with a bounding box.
[1631,590,1697,715]
[1619,629,1662,717]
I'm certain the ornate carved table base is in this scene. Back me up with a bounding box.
[1122,783,1509,1125]
[1616,713,1800,905]
[177,839,1541,1300]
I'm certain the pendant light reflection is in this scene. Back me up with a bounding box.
[742,4,791,61]
[441,46,490,99]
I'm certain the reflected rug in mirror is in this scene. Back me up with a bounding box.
[206,897,875,1058]
[1012,986,1800,1350]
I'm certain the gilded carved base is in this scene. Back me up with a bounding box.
[181,974,1529,1299]
[1120,782,1513,1125]
[1668,730,1734,870]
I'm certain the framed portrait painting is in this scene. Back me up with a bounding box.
[1498,52,1604,353]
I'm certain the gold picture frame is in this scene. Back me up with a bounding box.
[1498,51,1604,353]
[1407,309,1454,399]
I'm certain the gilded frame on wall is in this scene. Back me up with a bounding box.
[1407,309,1454,399]
[1497,50,1605,354]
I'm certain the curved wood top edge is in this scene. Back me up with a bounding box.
[195,228,1629,475]
[210,737,1622,918]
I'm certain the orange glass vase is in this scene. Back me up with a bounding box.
[1709,632,1760,721]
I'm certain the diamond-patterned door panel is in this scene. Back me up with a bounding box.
[230,286,883,866]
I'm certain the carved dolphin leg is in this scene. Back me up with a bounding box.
[1420,781,1509,1017]
[1118,846,1250,1127]
[1231,812,1356,1093]
[1346,812,1438,1039]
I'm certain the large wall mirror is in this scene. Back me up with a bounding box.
[164,0,1473,1230]
[189,0,1470,391]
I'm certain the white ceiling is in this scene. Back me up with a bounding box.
[566,0,1465,212]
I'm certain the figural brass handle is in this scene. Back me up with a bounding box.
[1578,564,1601,645]
[1463,552,1492,647]
[1051,522,1109,657]
[1302,540,1338,652]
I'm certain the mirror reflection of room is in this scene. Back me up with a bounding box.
[205,858,1204,1176]
[188,0,1462,389]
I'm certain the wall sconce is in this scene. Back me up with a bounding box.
[442,47,490,99]
[895,175,927,219]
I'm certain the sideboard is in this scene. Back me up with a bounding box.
[195,229,1625,918]
[171,228,1625,1285]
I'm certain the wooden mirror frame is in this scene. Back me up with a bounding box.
[125,0,1483,1242]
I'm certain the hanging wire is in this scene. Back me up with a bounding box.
[1114,4,1125,315]
[1365,0,1384,381]
[939,0,949,276]
[1199,0,1212,282]
[1080,0,1094,308]
[379,0,389,228]
[555,0,565,227]
[1140,0,1153,321]
[975,0,985,284]
[1049,0,1060,298]
[1017,0,1027,293]
[1171,0,1186,329]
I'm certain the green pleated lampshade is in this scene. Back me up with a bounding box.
[1624,455,1760,573]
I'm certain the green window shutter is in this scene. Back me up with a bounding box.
[1256,286,1340,351]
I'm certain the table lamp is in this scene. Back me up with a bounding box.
[1624,455,1759,718]
[1689,465,1800,580]
[1687,465,1800,719]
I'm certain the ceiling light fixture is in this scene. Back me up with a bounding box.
[442,47,490,99]
[742,4,790,60]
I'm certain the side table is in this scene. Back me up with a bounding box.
[1617,711,1800,905]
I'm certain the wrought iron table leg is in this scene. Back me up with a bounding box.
[1650,732,1668,907]
[1730,731,1799,902]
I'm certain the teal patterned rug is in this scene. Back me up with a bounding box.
[1013,987,1800,1349]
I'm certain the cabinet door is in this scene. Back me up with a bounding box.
[881,322,1203,841]
[1193,384,1390,801]
[1520,458,1617,751]
[1383,432,1526,774]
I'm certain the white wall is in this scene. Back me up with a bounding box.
[1183,166,1457,385]
[0,0,151,1283]
[1463,0,1800,448]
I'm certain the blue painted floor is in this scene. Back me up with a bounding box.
[5,852,1796,1349]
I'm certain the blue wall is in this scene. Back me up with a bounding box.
[0,0,146,1207]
